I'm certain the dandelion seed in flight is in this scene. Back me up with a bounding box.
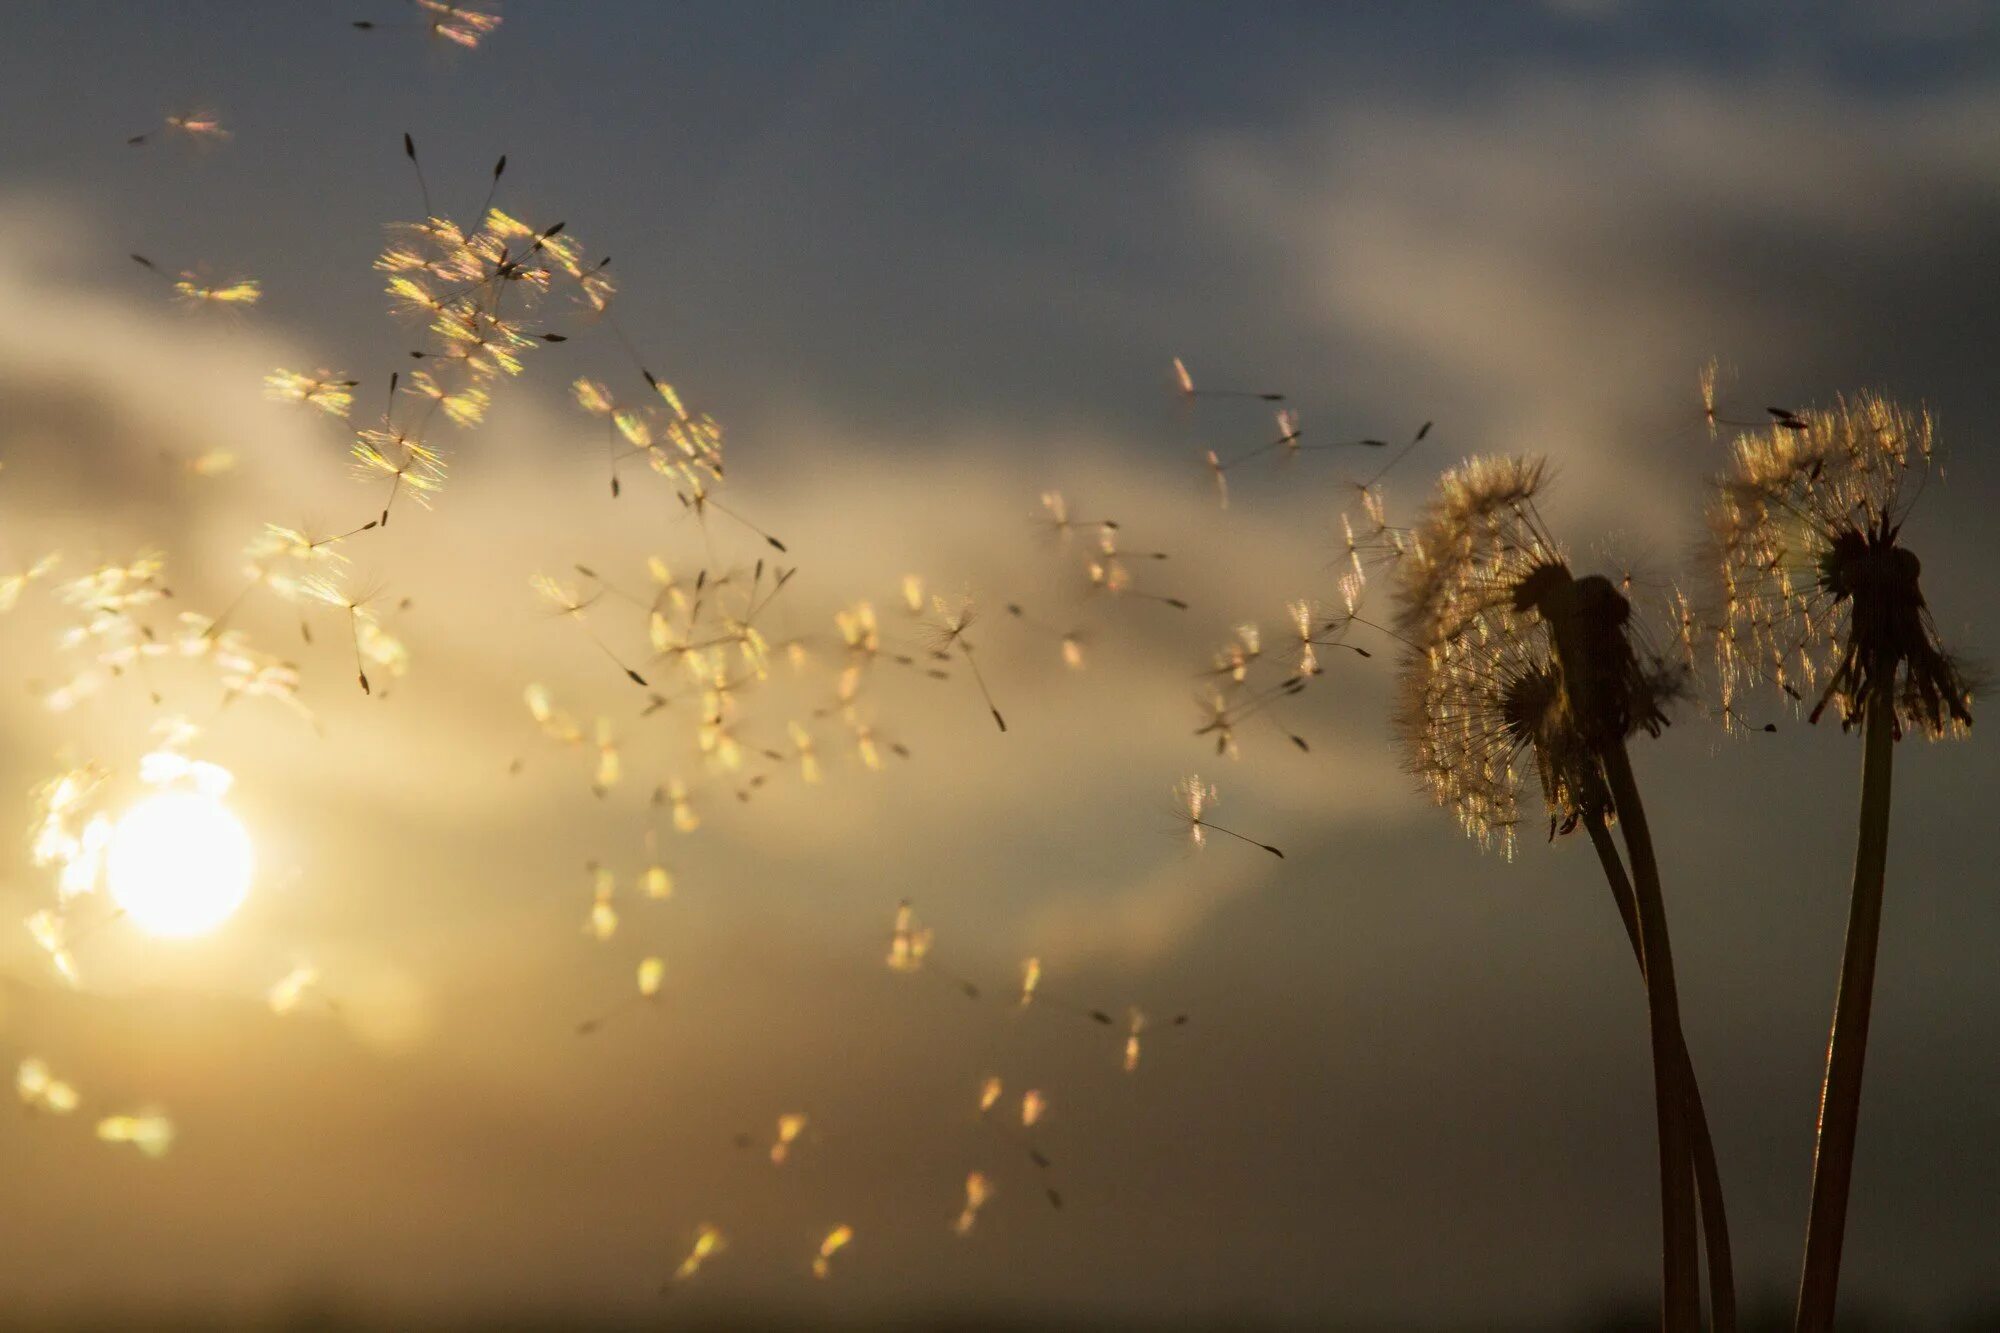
[1019,957,1040,1007]
[590,718,621,796]
[353,1,502,49]
[953,1171,993,1237]
[16,1058,81,1114]
[770,1112,809,1165]
[265,369,358,419]
[1170,356,1284,402]
[1172,775,1283,858]
[812,1224,854,1279]
[0,553,58,613]
[96,1113,175,1157]
[584,862,617,941]
[23,910,78,986]
[927,595,1006,732]
[576,956,664,1036]
[660,778,700,833]
[127,109,231,147]
[266,962,320,1015]
[671,1223,725,1283]
[886,899,933,973]
[534,572,649,687]
[173,274,262,307]
[1021,1089,1047,1128]
[301,573,384,694]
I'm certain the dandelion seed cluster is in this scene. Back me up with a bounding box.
[1709,392,1971,738]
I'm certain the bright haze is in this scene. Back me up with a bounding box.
[1,3,1997,1329]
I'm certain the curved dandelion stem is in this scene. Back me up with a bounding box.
[1598,740,1700,1332]
[1583,810,1738,1333]
[1795,683,1896,1333]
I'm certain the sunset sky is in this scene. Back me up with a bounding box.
[2,3,1998,1328]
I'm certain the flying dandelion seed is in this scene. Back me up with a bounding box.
[173,273,262,307]
[576,955,664,1036]
[670,1223,724,1284]
[1019,957,1041,1007]
[1021,1089,1046,1128]
[24,910,78,987]
[886,899,933,973]
[659,778,700,833]
[1170,356,1283,403]
[927,595,1006,732]
[266,962,321,1016]
[1171,775,1282,858]
[770,1112,809,1165]
[584,862,617,941]
[352,419,445,526]
[265,369,358,418]
[1123,1008,1146,1073]
[302,574,384,694]
[405,369,489,428]
[96,1113,175,1158]
[16,1059,81,1115]
[953,1171,993,1236]
[127,109,232,147]
[812,1224,854,1279]
[534,573,649,687]
[0,552,58,613]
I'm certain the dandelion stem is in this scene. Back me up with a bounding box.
[1600,741,1701,1332]
[1584,810,1737,1333]
[1795,681,1896,1333]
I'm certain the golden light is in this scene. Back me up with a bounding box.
[105,792,253,938]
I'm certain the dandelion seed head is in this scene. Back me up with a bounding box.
[1397,456,1690,854]
[1709,393,1970,738]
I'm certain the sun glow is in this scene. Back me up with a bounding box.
[106,792,253,938]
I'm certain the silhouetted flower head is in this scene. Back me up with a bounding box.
[1709,393,1971,738]
[1397,456,1687,856]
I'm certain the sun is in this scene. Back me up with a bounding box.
[106,791,254,938]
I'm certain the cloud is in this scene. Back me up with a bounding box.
[1185,72,2000,543]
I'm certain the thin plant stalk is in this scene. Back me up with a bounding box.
[1584,810,1738,1333]
[1543,572,1700,1331]
[1795,680,1896,1333]
[1600,740,1702,1332]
